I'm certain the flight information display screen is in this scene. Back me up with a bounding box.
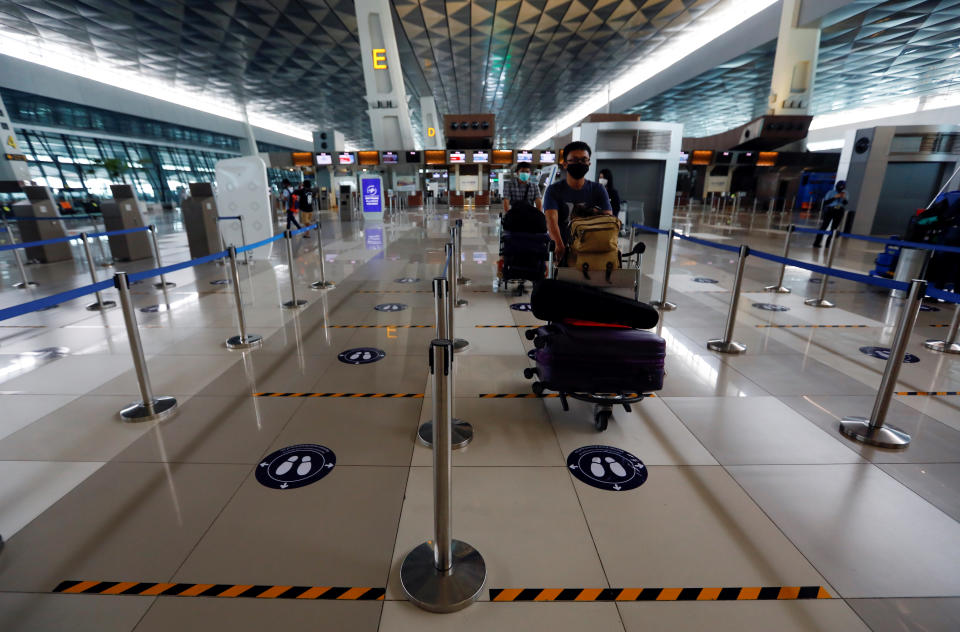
[338,152,356,165]
[315,152,332,165]
[538,150,556,163]
[516,150,533,162]
[472,151,489,163]
[382,151,398,164]
[448,151,466,163]
[406,151,422,163]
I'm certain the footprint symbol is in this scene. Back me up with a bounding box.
[605,457,627,479]
[296,456,312,476]
[275,455,298,476]
[590,456,606,478]
[349,351,361,361]
[362,351,372,360]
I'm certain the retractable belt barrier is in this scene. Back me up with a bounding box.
[839,232,960,255]
[0,225,149,252]
[216,215,242,221]
[791,226,832,236]
[9,214,102,222]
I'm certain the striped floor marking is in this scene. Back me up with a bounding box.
[327,325,433,328]
[755,324,870,329]
[489,586,831,602]
[254,392,424,398]
[895,391,960,396]
[54,581,384,600]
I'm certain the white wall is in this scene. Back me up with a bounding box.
[808,105,960,151]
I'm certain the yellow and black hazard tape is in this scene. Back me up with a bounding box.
[489,586,831,602]
[755,324,870,328]
[327,324,433,328]
[254,392,424,398]
[54,581,384,600]
[895,391,960,396]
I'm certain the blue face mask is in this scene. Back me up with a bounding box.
[518,172,530,182]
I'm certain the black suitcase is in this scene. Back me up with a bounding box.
[530,279,659,329]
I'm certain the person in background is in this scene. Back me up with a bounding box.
[598,168,621,216]
[813,180,847,248]
[542,141,612,264]
[281,178,301,231]
[503,163,541,213]
[177,185,190,209]
[296,180,314,237]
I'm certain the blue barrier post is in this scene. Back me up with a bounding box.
[281,230,307,309]
[707,245,749,355]
[225,246,262,350]
[310,222,335,290]
[925,303,960,354]
[840,279,926,448]
[764,225,794,294]
[650,230,677,311]
[114,271,177,422]
[805,229,838,308]
[81,232,116,311]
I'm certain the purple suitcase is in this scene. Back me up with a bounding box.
[529,323,665,394]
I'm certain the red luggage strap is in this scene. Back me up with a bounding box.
[562,318,631,329]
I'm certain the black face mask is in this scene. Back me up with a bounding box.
[566,163,589,179]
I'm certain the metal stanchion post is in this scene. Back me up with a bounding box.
[401,339,485,613]
[114,271,177,422]
[547,245,555,280]
[455,219,470,285]
[627,225,635,255]
[805,230,838,308]
[650,231,677,311]
[450,228,468,307]
[238,217,251,265]
[446,243,469,350]
[925,302,960,353]
[11,246,36,289]
[225,246,262,350]
[840,279,927,448]
[148,225,175,289]
[282,230,307,309]
[311,222,335,290]
[818,198,825,224]
[216,220,227,266]
[841,208,851,235]
[767,200,774,230]
[418,277,473,448]
[707,245,749,354]
[764,225,794,293]
[81,232,116,311]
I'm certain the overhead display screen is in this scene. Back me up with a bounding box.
[292,152,313,167]
[382,151,398,164]
[471,150,489,163]
[315,152,332,165]
[338,152,356,165]
[516,150,533,162]
[538,150,556,163]
[448,151,466,163]
[491,150,514,165]
[357,150,379,166]
[424,150,447,165]
[405,151,422,163]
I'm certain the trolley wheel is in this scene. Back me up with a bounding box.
[532,381,545,396]
[523,367,536,379]
[534,337,547,349]
[525,328,538,341]
[594,408,611,432]
[623,403,633,413]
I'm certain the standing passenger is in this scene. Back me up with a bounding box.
[813,180,847,248]
[503,164,542,213]
[598,168,621,216]
[281,178,301,231]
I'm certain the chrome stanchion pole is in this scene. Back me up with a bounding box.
[764,224,794,293]
[402,339,485,613]
[148,224,175,289]
[707,245,749,354]
[215,219,226,266]
[547,245,555,280]
[418,277,473,448]
[446,242,469,351]
[805,229,838,308]
[11,246,36,289]
[455,219,470,286]
[627,225,636,255]
[311,222,335,290]
[650,230,677,311]
[225,246,262,350]
[282,230,307,309]
[238,217,251,265]
[114,271,177,422]
[450,227,468,307]
[82,232,116,311]
[925,302,960,354]
[840,279,926,448]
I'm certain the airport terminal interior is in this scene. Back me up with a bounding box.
[1,0,959,630]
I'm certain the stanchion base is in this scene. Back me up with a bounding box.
[282,300,308,309]
[924,340,960,354]
[707,339,747,354]
[226,334,263,350]
[651,301,677,311]
[86,300,117,311]
[120,396,178,423]
[764,285,791,294]
[153,281,176,289]
[13,281,37,289]
[455,299,469,307]
[401,540,486,614]
[839,417,911,449]
[417,420,474,449]
[452,338,469,352]
[804,298,835,308]
[311,281,336,290]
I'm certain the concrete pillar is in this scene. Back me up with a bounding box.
[0,93,32,182]
[420,96,444,149]
[239,104,259,156]
[767,0,821,116]
[355,0,416,150]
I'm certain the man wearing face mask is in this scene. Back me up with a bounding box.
[812,180,848,248]
[542,141,612,263]
[503,163,542,213]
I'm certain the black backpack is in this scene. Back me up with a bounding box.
[503,200,546,233]
[296,188,313,212]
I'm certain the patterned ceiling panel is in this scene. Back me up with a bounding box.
[623,0,960,139]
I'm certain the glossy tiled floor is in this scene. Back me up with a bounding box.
[0,206,958,631]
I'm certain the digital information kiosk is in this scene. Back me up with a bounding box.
[361,174,384,222]
[214,156,273,261]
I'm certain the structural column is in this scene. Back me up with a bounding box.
[767,0,821,117]
[420,96,444,150]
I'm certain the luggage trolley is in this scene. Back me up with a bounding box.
[499,219,553,296]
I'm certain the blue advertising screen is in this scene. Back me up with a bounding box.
[365,227,383,250]
[361,177,382,213]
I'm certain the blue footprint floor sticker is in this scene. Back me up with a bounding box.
[257,444,336,489]
[859,346,920,363]
[567,446,647,492]
[338,347,386,365]
[753,303,790,312]
[693,277,718,284]
[375,303,407,312]
[511,303,532,312]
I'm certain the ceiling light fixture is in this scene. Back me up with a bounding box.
[523,0,780,148]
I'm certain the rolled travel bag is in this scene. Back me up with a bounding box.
[530,278,659,329]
